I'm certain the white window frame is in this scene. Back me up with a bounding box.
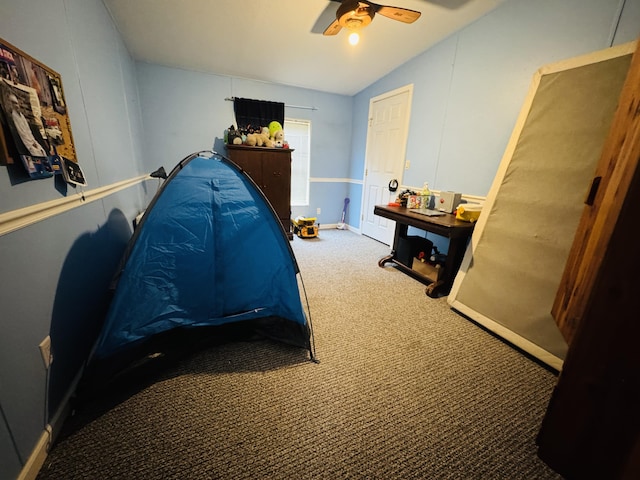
[284,118,311,207]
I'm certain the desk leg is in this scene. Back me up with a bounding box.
[378,222,408,268]
[378,254,395,267]
[426,236,468,297]
[446,236,468,280]
[425,281,444,298]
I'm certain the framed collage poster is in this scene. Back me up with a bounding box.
[0,37,81,182]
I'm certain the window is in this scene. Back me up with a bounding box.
[284,118,310,206]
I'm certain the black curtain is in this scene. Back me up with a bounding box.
[233,97,284,134]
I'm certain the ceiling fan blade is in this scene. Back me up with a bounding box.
[376,5,421,23]
[312,2,341,34]
[323,18,343,36]
[424,0,471,8]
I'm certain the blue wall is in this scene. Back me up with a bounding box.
[0,1,148,478]
[349,0,640,223]
[138,0,639,229]
[135,63,354,224]
[0,0,639,478]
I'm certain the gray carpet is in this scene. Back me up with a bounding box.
[37,229,562,479]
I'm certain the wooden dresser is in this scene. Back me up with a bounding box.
[226,145,293,239]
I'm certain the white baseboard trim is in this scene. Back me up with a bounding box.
[318,223,338,230]
[316,223,361,235]
[18,367,84,480]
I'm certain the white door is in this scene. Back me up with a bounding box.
[361,85,413,245]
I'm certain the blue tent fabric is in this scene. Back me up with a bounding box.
[91,152,311,365]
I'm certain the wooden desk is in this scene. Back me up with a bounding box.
[374,204,475,297]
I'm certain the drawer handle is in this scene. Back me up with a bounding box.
[585,176,601,206]
[273,171,281,176]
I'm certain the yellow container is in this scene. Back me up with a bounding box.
[456,204,482,223]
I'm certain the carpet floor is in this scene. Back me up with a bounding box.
[37,229,562,479]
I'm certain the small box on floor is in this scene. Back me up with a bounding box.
[411,258,443,282]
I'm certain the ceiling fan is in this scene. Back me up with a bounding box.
[320,0,421,36]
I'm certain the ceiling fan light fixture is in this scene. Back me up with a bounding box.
[348,31,360,45]
[341,6,373,29]
[321,0,421,37]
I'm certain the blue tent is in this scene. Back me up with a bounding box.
[89,151,314,376]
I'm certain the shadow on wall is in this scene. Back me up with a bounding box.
[213,137,226,156]
[47,208,132,420]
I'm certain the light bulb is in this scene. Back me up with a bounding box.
[348,31,360,46]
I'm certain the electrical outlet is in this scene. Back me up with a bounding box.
[405,160,411,170]
[39,335,53,369]
[316,208,321,215]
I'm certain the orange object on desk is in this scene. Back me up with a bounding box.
[388,202,401,207]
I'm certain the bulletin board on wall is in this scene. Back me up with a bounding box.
[447,41,637,371]
[0,36,82,183]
